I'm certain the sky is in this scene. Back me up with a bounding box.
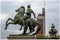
[0,0,60,39]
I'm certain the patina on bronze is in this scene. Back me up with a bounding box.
[4,5,41,35]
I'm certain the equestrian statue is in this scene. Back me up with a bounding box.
[4,5,41,35]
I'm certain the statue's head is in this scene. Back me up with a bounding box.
[15,6,25,13]
[21,6,25,10]
[27,5,31,8]
[21,6,25,8]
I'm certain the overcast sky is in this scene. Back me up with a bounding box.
[0,0,60,39]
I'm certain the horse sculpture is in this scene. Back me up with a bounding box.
[22,18,41,35]
[5,6,41,35]
[5,6,25,30]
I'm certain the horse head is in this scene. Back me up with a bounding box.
[15,6,25,16]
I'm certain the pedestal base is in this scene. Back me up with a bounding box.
[7,34,59,39]
[7,34,38,39]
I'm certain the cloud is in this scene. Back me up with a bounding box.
[45,1,59,35]
[0,14,9,20]
[1,1,16,13]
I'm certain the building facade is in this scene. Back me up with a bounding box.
[37,8,45,37]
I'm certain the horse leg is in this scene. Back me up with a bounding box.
[5,18,15,30]
[6,18,14,27]
[32,23,41,35]
[6,18,14,23]
[8,18,15,22]
[22,24,28,35]
[5,18,11,30]
[5,22,16,30]
[22,19,25,26]
[6,18,11,28]
[29,25,35,33]
[19,25,23,30]
[29,22,35,33]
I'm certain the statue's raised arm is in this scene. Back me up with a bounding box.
[31,9,36,18]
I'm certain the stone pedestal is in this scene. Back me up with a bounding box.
[7,34,59,40]
[7,34,38,39]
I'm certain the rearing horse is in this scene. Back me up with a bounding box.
[5,6,25,30]
[5,6,42,35]
[22,18,41,35]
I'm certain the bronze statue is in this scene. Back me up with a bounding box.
[49,23,57,38]
[5,6,25,30]
[24,18,41,35]
[5,5,41,35]
[20,5,41,35]
[19,5,36,30]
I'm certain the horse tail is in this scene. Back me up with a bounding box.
[36,22,41,33]
[32,21,41,35]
